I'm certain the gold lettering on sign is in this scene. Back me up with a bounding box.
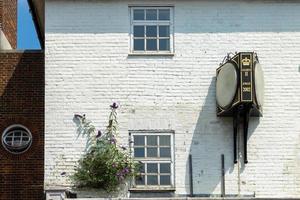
[243,82,251,86]
[243,87,251,92]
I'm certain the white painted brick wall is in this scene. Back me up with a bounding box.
[45,0,300,198]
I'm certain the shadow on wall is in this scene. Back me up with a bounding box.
[45,1,300,34]
[185,77,260,196]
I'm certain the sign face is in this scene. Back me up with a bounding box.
[254,63,264,106]
[240,53,252,101]
[216,62,238,109]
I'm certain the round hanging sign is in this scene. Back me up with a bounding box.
[216,62,238,109]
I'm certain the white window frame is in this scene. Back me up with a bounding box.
[129,130,175,191]
[129,6,174,55]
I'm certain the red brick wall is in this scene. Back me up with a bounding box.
[0,51,44,200]
[0,0,3,29]
[1,0,17,49]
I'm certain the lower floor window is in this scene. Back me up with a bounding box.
[130,130,174,190]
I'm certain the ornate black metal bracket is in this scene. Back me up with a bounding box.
[233,104,252,164]
[233,110,239,164]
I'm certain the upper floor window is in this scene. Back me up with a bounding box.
[130,7,174,54]
[130,130,175,190]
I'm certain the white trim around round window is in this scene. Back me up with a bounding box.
[1,124,33,154]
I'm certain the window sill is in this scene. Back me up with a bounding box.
[128,52,175,56]
[129,187,176,192]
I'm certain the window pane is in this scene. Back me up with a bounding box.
[159,135,171,146]
[160,175,171,185]
[160,147,171,157]
[159,9,170,20]
[134,26,144,37]
[14,131,21,136]
[139,162,145,173]
[159,39,170,51]
[134,39,145,51]
[146,26,157,37]
[147,163,158,173]
[160,163,171,173]
[147,147,157,157]
[147,175,158,185]
[146,39,157,51]
[134,147,145,157]
[134,135,145,145]
[136,175,145,185]
[147,135,157,146]
[134,9,144,20]
[146,9,157,20]
[159,26,170,37]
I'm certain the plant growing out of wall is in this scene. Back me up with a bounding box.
[72,103,140,191]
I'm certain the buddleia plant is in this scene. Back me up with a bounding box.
[71,103,140,191]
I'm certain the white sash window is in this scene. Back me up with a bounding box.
[130,130,175,190]
[130,7,174,55]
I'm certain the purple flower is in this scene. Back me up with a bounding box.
[122,167,130,174]
[116,172,122,177]
[96,130,102,138]
[110,102,119,109]
[116,171,125,181]
[110,138,116,144]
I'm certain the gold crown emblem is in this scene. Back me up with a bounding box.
[242,57,251,66]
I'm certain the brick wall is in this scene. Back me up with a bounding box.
[0,0,17,49]
[45,0,300,198]
[0,0,2,28]
[0,51,44,200]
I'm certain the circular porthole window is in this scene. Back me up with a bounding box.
[1,125,32,154]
